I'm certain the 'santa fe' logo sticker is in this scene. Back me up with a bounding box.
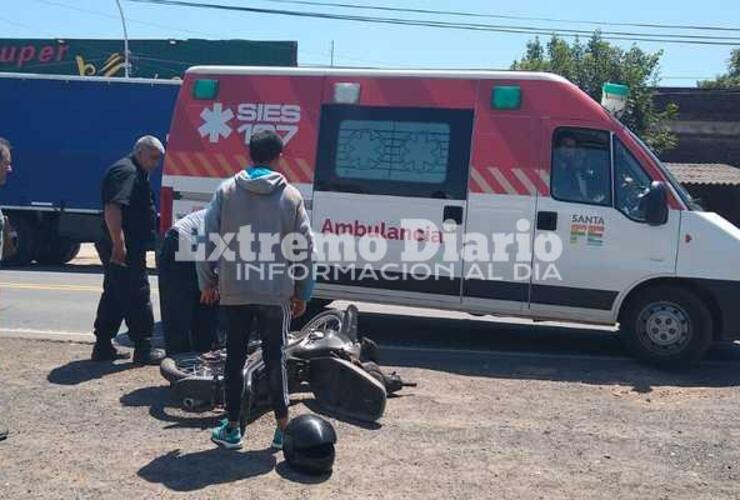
[199,102,302,145]
[570,214,605,246]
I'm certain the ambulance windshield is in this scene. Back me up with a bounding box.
[625,128,700,210]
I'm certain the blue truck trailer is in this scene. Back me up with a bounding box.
[0,72,180,265]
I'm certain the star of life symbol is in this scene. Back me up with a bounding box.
[199,103,234,143]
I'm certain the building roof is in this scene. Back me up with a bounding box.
[654,87,740,122]
[665,163,740,186]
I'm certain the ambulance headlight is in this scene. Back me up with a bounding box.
[334,83,361,104]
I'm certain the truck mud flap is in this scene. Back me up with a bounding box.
[308,357,387,422]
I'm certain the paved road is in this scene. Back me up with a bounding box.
[2,263,740,364]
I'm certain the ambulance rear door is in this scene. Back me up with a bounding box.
[164,72,324,222]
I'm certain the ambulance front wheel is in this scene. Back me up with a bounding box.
[619,286,713,368]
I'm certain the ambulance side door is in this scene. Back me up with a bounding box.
[311,104,473,306]
[461,115,542,315]
[530,120,680,323]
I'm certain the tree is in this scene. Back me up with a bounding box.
[512,32,678,153]
[699,49,740,88]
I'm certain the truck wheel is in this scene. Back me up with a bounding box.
[619,286,712,368]
[63,241,82,263]
[35,239,81,265]
[2,215,36,266]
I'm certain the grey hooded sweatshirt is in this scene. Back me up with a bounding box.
[198,167,314,306]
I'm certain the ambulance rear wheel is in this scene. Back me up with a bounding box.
[619,286,712,368]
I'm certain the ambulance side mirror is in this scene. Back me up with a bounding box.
[644,181,669,226]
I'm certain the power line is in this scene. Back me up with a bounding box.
[34,0,219,38]
[662,76,715,80]
[0,15,40,32]
[256,0,740,34]
[125,0,740,46]
[30,0,328,59]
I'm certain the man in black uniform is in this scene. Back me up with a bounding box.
[1,137,13,441]
[92,136,166,365]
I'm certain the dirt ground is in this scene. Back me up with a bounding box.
[2,337,740,499]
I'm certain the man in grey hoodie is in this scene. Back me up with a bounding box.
[200,130,314,450]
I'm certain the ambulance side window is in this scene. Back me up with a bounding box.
[614,138,652,221]
[335,120,450,185]
[315,105,473,200]
[551,128,612,207]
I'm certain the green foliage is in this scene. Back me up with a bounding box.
[512,32,678,153]
[698,49,740,88]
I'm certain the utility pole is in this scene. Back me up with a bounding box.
[115,0,130,78]
[330,40,335,67]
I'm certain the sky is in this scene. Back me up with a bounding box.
[1,0,739,86]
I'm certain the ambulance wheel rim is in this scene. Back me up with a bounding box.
[637,301,691,353]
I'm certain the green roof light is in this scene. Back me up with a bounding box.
[193,79,219,100]
[601,82,630,117]
[603,83,629,97]
[492,86,522,110]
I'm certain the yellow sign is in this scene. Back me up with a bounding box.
[75,53,126,77]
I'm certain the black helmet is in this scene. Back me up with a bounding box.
[283,415,337,475]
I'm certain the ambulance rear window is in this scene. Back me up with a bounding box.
[335,120,450,184]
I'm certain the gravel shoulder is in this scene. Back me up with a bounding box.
[2,337,740,499]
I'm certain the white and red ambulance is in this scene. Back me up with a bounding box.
[161,66,740,366]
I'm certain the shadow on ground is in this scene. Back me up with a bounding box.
[138,448,276,492]
[119,384,285,430]
[46,323,165,386]
[275,461,332,484]
[378,341,740,394]
[120,385,222,430]
[46,301,740,393]
[120,384,383,434]
[354,310,740,391]
[47,359,134,385]
[302,399,382,430]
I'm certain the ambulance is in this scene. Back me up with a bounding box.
[161,66,740,366]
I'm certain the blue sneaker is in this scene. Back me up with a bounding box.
[211,419,243,450]
[271,427,284,449]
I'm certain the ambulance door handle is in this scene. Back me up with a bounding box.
[443,206,464,225]
[537,211,558,231]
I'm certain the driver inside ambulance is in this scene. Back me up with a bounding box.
[552,133,610,205]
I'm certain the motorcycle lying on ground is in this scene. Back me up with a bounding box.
[160,305,414,433]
